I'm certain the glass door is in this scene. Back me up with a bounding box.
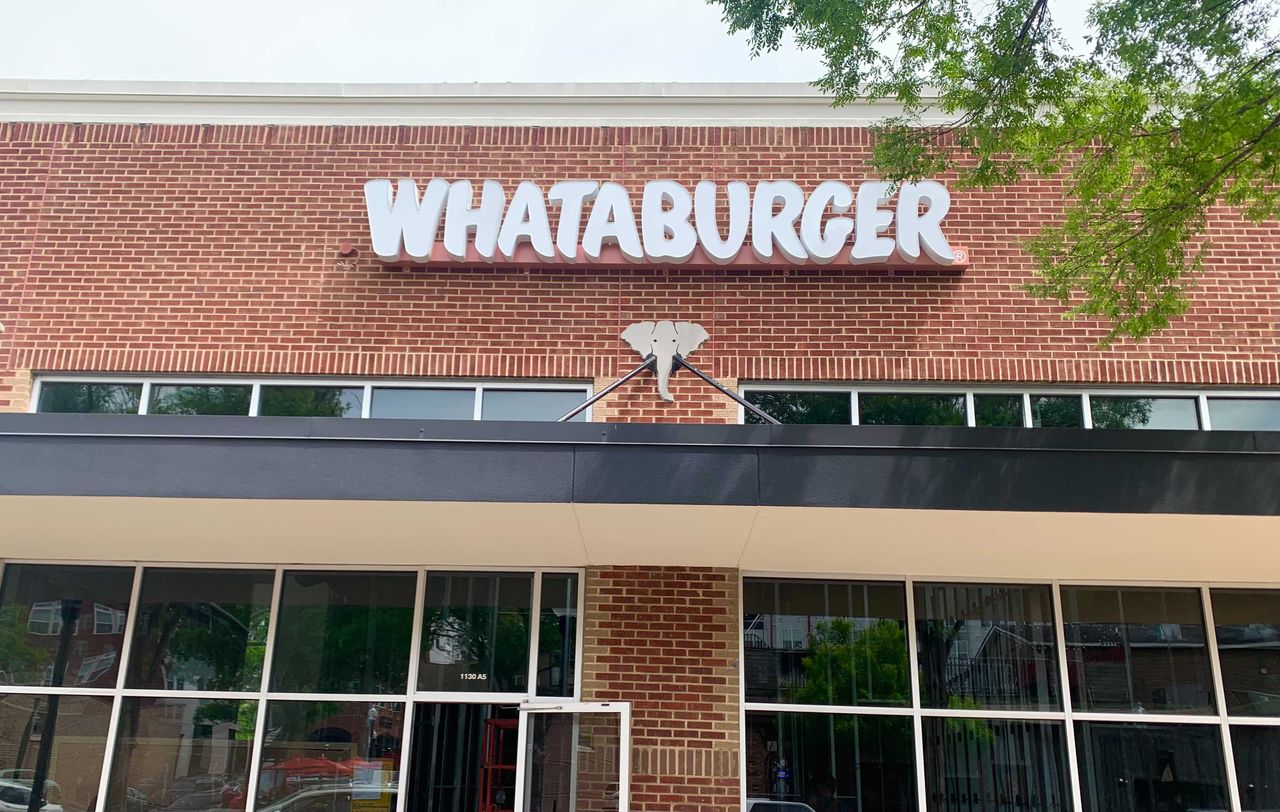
[514,702,630,812]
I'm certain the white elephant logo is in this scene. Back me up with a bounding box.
[621,320,709,402]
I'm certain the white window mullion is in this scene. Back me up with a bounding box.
[361,384,373,419]
[92,566,145,812]
[92,695,126,812]
[964,392,976,427]
[850,391,860,426]
[138,381,152,415]
[1198,394,1213,430]
[245,568,285,812]
[248,383,262,416]
[904,578,928,811]
[1053,582,1085,812]
[473,385,485,420]
[1202,586,1244,812]
[527,571,544,698]
[393,570,428,812]
[27,380,41,413]
[1023,392,1034,427]
[1081,394,1094,429]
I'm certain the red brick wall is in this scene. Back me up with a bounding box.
[0,121,1277,419]
[582,566,740,812]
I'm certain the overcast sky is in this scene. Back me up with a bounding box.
[1,0,1090,85]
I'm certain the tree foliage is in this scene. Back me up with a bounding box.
[713,0,1280,341]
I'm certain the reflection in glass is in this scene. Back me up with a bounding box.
[1062,587,1215,713]
[106,697,257,812]
[536,574,578,698]
[126,568,274,692]
[745,391,852,425]
[258,387,363,417]
[406,703,517,812]
[974,395,1024,427]
[859,393,966,426]
[480,390,586,422]
[149,385,252,416]
[914,584,1060,710]
[37,382,142,414]
[524,712,621,812]
[923,718,1069,812]
[1075,722,1228,812]
[743,579,909,706]
[745,711,916,811]
[1232,725,1280,811]
[1211,589,1280,716]
[0,564,134,688]
[256,701,402,812]
[1207,397,1280,431]
[270,572,415,695]
[0,693,113,812]
[1090,397,1199,429]
[370,388,474,420]
[1030,395,1083,428]
[418,573,532,694]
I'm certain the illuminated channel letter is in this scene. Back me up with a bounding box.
[364,178,449,262]
[498,181,555,262]
[582,181,643,262]
[850,181,896,264]
[896,180,954,265]
[751,181,807,263]
[547,180,599,262]
[799,180,855,263]
[640,180,697,263]
[693,181,749,264]
[443,180,505,262]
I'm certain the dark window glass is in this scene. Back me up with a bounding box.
[0,693,113,812]
[745,711,916,811]
[1211,589,1280,716]
[1062,586,1215,714]
[407,703,517,812]
[480,389,586,422]
[125,568,274,692]
[0,564,134,688]
[974,395,1024,427]
[1075,722,1229,812]
[270,572,415,694]
[1030,395,1084,428]
[105,697,257,812]
[370,388,474,420]
[1232,725,1280,811]
[259,386,363,417]
[149,384,251,416]
[743,579,909,707]
[1208,397,1280,431]
[37,382,141,414]
[859,393,966,426]
[418,572,532,694]
[745,391,852,425]
[914,584,1060,711]
[257,700,402,812]
[523,710,622,812]
[1090,396,1199,429]
[536,574,578,697]
[923,718,1069,812]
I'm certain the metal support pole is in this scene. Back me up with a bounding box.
[556,357,656,422]
[675,357,781,424]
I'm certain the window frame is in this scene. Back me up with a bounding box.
[738,382,1280,431]
[0,559,586,812]
[29,375,595,421]
[738,572,1280,812]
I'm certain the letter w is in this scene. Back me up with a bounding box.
[365,178,450,262]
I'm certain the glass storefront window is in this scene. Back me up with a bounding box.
[125,568,274,692]
[1232,725,1280,811]
[1074,721,1229,812]
[370,388,474,420]
[407,703,517,812]
[536,573,578,698]
[914,584,1061,711]
[149,384,252,416]
[418,572,533,694]
[256,700,403,812]
[105,697,258,812]
[1061,586,1216,714]
[1090,396,1200,429]
[1211,589,1280,716]
[479,389,586,421]
[37,382,142,414]
[1030,395,1084,428]
[270,571,416,695]
[922,718,1070,812]
[745,391,853,424]
[859,393,966,426]
[974,394,1024,427]
[0,693,113,812]
[1207,397,1280,430]
[0,564,135,688]
[258,386,363,417]
[743,579,910,707]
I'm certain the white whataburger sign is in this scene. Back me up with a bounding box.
[364,178,963,268]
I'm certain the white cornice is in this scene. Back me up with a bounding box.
[0,79,943,126]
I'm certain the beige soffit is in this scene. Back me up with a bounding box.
[0,79,948,127]
[0,496,1276,586]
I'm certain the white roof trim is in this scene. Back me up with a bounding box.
[0,79,944,126]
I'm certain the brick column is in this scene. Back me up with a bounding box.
[0,367,30,412]
[581,566,741,811]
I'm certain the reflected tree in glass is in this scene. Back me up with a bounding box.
[258,387,363,417]
[974,395,1024,427]
[37,383,142,414]
[1030,396,1084,428]
[859,394,966,426]
[149,385,252,416]
[418,573,532,694]
[745,391,852,425]
[0,693,113,812]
